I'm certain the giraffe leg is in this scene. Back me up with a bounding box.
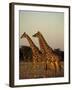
[52,62,56,77]
[49,62,56,77]
[55,61,61,76]
[32,60,37,78]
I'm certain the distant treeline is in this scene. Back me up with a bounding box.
[54,48,64,61]
[19,46,32,62]
[19,46,64,62]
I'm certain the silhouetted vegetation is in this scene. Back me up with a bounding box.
[19,46,32,62]
[54,48,64,61]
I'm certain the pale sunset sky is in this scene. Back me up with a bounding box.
[19,10,64,51]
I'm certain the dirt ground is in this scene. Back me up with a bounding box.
[19,61,64,79]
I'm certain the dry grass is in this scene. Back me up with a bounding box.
[19,61,64,79]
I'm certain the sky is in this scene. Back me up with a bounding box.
[19,10,64,51]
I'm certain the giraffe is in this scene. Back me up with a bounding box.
[33,31,61,76]
[21,32,45,78]
[21,32,43,63]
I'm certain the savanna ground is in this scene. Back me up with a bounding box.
[19,61,64,79]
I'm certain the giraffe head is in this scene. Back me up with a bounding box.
[33,31,42,38]
[21,32,28,38]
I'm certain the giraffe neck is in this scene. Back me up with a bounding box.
[39,38,46,54]
[38,34,53,54]
[25,35,38,54]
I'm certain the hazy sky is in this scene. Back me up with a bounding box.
[19,10,64,50]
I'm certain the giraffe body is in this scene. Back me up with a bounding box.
[33,31,61,76]
[21,32,45,77]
